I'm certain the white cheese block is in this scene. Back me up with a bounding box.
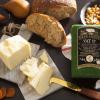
[20,57,39,78]
[29,62,53,95]
[39,51,48,63]
[0,35,31,70]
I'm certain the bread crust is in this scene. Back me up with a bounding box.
[26,13,66,47]
[31,0,77,20]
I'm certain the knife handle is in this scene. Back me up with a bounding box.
[79,88,100,100]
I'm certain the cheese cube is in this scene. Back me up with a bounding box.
[29,62,53,95]
[20,57,39,78]
[0,35,31,70]
[39,51,48,63]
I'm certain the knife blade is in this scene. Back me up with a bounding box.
[50,77,100,100]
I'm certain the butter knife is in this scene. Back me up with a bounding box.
[50,77,100,100]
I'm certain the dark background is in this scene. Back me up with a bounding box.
[0,0,98,100]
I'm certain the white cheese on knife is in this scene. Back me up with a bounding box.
[29,62,53,95]
[0,35,31,70]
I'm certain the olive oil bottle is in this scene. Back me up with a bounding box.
[71,25,100,78]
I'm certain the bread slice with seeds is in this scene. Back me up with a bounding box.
[26,13,66,47]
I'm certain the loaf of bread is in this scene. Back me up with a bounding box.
[26,13,66,47]
[31,0,77,20]
[0,0,30,18]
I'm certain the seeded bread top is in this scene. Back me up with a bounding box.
[31,0,77,20]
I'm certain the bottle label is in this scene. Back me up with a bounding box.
[77,27,100,68]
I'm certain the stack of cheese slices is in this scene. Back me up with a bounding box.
[0,35,54,95]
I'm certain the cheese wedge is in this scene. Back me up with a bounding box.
[0,35,31,70]
[20,57,39,78]
[29,62,53,95]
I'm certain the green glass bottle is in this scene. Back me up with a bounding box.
[71,25,100,78]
